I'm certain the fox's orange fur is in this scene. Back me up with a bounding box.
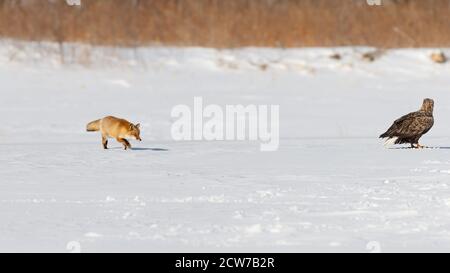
[86,116,142,150]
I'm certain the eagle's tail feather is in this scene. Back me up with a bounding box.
[383,137,398,147]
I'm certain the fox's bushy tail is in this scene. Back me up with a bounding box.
[86,119,101,132]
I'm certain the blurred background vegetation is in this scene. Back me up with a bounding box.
[0,0,449,48]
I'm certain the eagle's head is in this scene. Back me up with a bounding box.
[421,98,434,114]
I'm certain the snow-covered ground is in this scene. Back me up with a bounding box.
[1,41,450,252]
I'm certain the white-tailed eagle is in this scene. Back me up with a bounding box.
[380,98,434,148]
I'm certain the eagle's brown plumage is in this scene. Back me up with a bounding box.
[380,98,434,148]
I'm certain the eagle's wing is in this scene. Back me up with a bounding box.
[414,114,434,136]
[380,111,433,138]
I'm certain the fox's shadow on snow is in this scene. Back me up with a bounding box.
[107,147,169,151]
[131,147,169,151]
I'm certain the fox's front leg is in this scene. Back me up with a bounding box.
[102,135,108,149]
[117,138,131,150]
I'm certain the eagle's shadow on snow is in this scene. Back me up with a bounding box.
[388,146,450,150]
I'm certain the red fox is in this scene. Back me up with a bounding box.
[86,116,142,150]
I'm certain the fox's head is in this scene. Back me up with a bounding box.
[128,123,142,141]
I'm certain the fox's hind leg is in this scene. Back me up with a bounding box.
[102,135,108,149]
[117,138,131,150]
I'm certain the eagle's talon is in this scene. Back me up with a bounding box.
[412,143,425,149]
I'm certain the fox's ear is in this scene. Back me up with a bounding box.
[135,123,140,129]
